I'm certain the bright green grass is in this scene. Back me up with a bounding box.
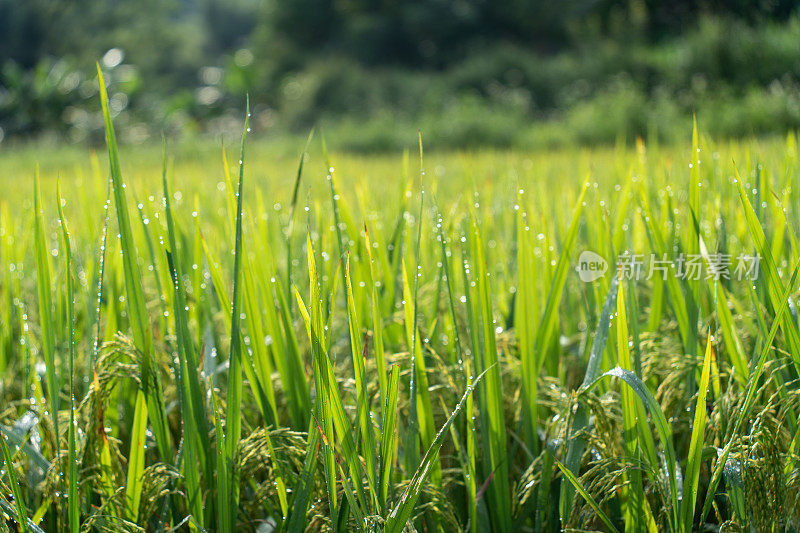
[1,84,800,532]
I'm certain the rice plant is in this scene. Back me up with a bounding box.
[2,70,800,532]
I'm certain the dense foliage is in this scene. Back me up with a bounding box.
[1,76,800,531]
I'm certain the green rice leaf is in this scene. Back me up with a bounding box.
[224,98,250,531]
[56,182,79,533]
[379,364,400,512]
[33,168,60,474]
[700,261,800,523]
[0,429,29,533]
[584,367,679,530]
[680,333,714,531]
[560,273,619,522]
[97,65,171,470]
[385,366,491,533]
[556,460,620,533]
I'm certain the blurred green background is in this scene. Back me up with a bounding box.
[2,0,800,150]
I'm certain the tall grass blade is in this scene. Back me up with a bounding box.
[287,421,320,533]
[700,262,800,523]
[98,65,171,522]
[364,226,388,419]
[680,333,713,531]
[224,98,250,531]
[435,204,478,532]
[56,183,79,533]
[733,165,800,372]
[285,129,314,300]
[200,234,272,421]
[515,189,539,449]
[296,234,338,528]
[534,184,588,377]
[556,460,621,533]
[379,363,400,512]
[210,385,229,533]
[161,144,206,529]
[0,429,29,533]
[638,188,691,349]
[406,133,426,473]
[400,261,437,483]
[615,280,646,531]
[385,366,491,533]
[344,257,377,508]
[584,367,680,529]
[685,117,702,395]
[90,187,111,371]
[560,273,619,521]
[32,168,60,474]
[469,213,511,532]
[298,240,371,523]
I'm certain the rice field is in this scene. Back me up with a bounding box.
[2,70,800,532]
